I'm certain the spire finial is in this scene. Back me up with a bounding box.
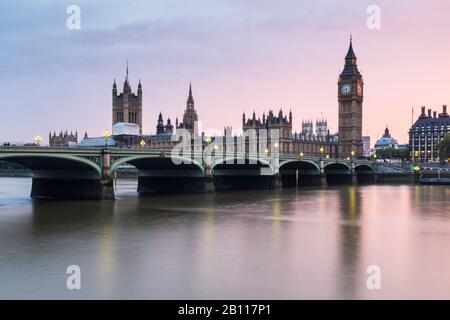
[126,60,129,81]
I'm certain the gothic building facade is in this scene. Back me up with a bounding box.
[156,112,174,135]
[112,64,143,134]
[409,105,450,161]
[176,84,199,137]
[49,131,78,147]
[243,109,293,153]
[338,36,363,158]
[243,109,337,157]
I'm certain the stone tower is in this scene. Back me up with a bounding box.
[338,36,363,158]
[177,83,199,137]
[112,62,143,134]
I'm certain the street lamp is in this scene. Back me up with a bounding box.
[34,135,42,147]
[299,152,304,158]
[319,146,324,160]
[274,142,279,148]
[205,136,212,144]
[139,139,146,148]
[351,150,355,159]
[102,129,111,148]
[326,154,330,159]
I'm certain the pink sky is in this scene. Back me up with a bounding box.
[1,0,449,145]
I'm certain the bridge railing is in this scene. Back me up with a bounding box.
[0,145,377,165]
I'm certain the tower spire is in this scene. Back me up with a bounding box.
[345,35,357,61]
[187,82,194,105]
[126,60,129,81]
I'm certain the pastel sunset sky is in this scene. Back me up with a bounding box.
[1,0,449,145]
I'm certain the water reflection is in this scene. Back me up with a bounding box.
[0,178,449,299]
[337,186,361,299]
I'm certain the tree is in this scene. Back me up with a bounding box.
[437,133,450,162]
[375,147,410,161]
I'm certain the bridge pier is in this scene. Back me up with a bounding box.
[31,177,114,200]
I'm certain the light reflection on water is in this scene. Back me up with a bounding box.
[0,178,449,299]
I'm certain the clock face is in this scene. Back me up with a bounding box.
[357,84,362,94]
[341,84,351,95]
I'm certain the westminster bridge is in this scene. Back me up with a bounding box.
[0,146,409,200]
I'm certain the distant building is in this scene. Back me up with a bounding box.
[315,119,328,138]
[76,83,195,149]
[243,109,293,154]
[362,136,371,156]
[49,131,78,147]
[112,123,140,136]
[76,136,117,148]
[243,109,337,157]
[375,127,398,150]
[301,120,313,139]
[156,113,174,135]
[176,83,199,137]
[409,105,450,161]
[112,63,143,134]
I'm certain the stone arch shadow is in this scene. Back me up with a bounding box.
[111,155,209,194]
[211,157,278,190]
[324,162,352,185]
[279,160,321,187]
[355,164,375,184]
[0,154,103,199]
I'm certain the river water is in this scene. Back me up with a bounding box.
[0,178,449,299]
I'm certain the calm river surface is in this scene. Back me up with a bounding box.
[0,178,449,299]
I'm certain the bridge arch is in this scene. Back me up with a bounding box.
[355,163,374,173]
[324,162,352,173]
[211,156,276,190]
[355,163,375,184]
[324,162,352,185]
[211,156,274,173]
[279,159,321,187]
[0,153,102,178]
[110,154,205,175]
[279,159,320,173]
[110,154,208,194]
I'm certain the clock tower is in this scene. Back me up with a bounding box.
[338,36,363,158]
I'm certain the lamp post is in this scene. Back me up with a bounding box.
[102,129,111,148]
[34,135,42,147]
[319,146,324,160]
[139,140,146,148]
